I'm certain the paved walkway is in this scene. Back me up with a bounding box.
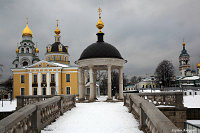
[42,97,142,133]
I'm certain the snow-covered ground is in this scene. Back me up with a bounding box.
[0,100,16,112]
[184,95,200,108]
[42,99,142,133]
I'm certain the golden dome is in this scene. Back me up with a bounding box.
[35,48,39,53]
[54,26,61,35]
[197,63,200,68]
[16,48,19,53]
[96,19,104,32]
[182,42,186,46]
[22,24,32,37]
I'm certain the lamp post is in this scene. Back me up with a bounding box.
[159,81,162,91]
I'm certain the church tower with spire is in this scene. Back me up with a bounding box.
[13,21,40,68]
[45,21,70,64]
[179,41,190,77]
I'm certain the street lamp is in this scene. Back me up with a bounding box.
[159,81,162,91]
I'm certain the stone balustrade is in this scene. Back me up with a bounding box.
[0,95,76,133]
[124,93,180,133]
[16,95,53,110]
[138,92,184,108]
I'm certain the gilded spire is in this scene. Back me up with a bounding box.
[54,19,61,35]
[54,20,61,42]
[96,8,104,33]
[22,18,32,37]
[182,38,186,46]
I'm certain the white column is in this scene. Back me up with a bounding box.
[29,72,32,95]
[78,68,85,100]
[107,65,112,100]
[47,72,50,95]
[89,66,94,101]
[93,70,97,99]
[56,71,59,95]
[119,67,124,100]
[38,73,41,95]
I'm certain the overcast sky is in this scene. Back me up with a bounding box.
[0,0,200,81]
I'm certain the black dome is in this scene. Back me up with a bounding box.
[50,42,68,53]
[79,33,123,60]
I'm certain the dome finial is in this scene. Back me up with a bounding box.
[96,8,104,33]
[22,18,32,37]
[182,38,186,46]
[54,19,61,35]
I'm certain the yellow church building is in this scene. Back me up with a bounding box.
[11,22,79,98]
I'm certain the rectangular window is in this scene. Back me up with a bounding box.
[33,74,37,83]
[51,88,55,95]
[66,74,70,82]
[42,88,46,95]
[33,88,37,95]
[66,87,70,95]
[60,56,62,61]
[42,74,46,83]
[21,88,25,96]
[51,74,55,82]
[21,75,25,83]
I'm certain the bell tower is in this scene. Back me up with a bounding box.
[13,20,40,68]
[179,41,190,77]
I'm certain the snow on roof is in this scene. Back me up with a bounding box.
[85,82,99,87]
[182,83,195,86]
[184,95,200,108]
[52,62,70,67]
[181,76,200,80]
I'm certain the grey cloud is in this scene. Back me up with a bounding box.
[0,0,200,81]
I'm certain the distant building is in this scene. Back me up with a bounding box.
[11,22,78,98]
[13,23,40,68]
[178,76,200,87]
[124,85,135,91]
[179,42,190,77]
[136,76,157,90]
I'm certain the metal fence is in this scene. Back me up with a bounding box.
[184,121,200,133]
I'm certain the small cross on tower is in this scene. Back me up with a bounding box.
[56,19,59,27]
[98,8,102,19]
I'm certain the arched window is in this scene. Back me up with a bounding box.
[26,48,29,53]
[24,43,27,46]
[23,61,28,66]
[21,48,24,53]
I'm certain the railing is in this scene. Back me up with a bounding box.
[138,92,184,108]
[16,95,53,110]
[0,95,76,133]
[184,121,200,132]
[124,93,179,133]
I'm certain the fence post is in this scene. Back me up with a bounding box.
[176,92,183,108]
[16,96,24,110]
[59,95,64,115]
[139,103,146,130]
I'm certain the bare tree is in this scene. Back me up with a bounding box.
[130,76,142,85]
[155,60,175,87]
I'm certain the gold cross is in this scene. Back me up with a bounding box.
[26,17,29,24]
[56,19,59,27]
[98,8,102,19]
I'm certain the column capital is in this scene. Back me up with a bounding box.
[107,64,112,68]
[88,65,94,68]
